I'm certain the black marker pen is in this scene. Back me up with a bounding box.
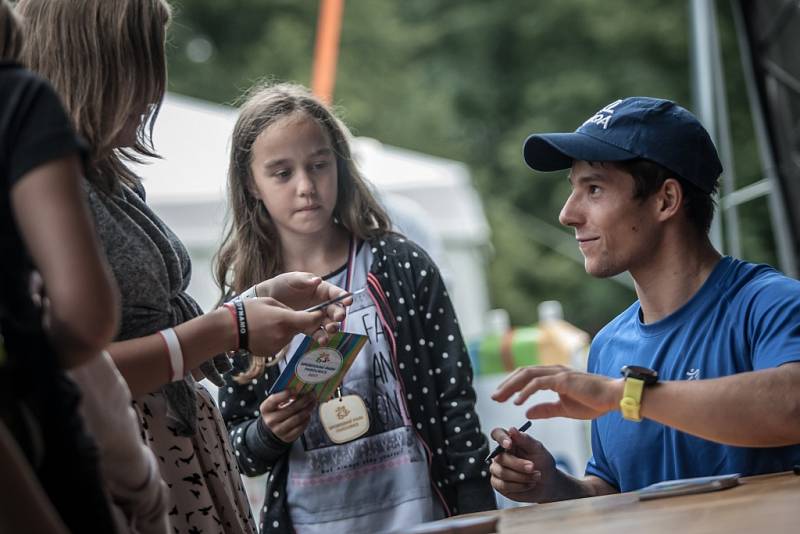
[485,421,532,464]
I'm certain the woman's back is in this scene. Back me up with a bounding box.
[0,59,119,534]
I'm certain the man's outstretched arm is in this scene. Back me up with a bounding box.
[493,362,800,447]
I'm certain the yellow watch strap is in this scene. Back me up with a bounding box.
[619,376,645,422]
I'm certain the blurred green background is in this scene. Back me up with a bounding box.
[164,0,776,335]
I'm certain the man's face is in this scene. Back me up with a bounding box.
[559,160,660,278]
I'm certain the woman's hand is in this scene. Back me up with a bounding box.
[244,297,339,357]
[256,272,353,315]
[259,391,316,443]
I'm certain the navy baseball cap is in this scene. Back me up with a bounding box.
[522,97,722,193]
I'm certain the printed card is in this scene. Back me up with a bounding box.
[268,332,368,401]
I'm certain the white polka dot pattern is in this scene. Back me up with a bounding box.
[217,235,494,531]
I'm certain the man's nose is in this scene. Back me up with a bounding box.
[558,192,580,228]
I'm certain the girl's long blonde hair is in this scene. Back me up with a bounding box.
[17,0,172,192]
[215,82,391,380]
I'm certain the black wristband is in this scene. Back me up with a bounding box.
[232,297,249,351]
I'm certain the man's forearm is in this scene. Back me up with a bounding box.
[545,472,617,503]
[639,363,800,447]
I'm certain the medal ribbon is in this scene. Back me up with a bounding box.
[340,235,357,333]
[333,235,357,402]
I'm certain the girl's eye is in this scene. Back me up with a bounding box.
[274,169,291,179]
[312,161,330,170]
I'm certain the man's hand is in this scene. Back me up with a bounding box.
[490,424,619,503]
[257,272,353,315]
[492,365,623,420]
[489,426,557,503]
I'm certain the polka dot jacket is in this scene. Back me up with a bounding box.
[219,234,497,533]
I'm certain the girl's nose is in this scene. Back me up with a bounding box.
[297,172,316,196]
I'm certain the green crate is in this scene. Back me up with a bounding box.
[475,326,541,376]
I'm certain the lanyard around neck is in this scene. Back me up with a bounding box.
[341,235,357,332]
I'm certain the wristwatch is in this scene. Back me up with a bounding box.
[619,365,658,422]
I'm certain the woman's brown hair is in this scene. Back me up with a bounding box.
[0,0,23,61]
[214,82,391,380]
[17,0,172,192]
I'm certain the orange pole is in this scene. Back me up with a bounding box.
[311,0,344,105]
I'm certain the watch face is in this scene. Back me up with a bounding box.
[621,365,658,384]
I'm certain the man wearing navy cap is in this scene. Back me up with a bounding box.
[488,97,800,503]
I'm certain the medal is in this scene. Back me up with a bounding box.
[296,346,343,384]
[318,236,370,443]
[319,389,370,444]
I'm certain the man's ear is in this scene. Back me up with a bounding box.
[655,178,683,222]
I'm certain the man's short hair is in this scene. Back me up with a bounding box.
[614,159,718,234]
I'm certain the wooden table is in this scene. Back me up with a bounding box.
[438,471,800,533]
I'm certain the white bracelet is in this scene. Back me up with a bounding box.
[239,284,259,300]
[158,328,184,382]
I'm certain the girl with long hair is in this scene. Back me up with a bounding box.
[216,82,496,533]
[17,2,349,532]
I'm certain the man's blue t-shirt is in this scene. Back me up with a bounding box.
[585,257,800,492]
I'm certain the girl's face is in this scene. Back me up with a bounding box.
[249,112,339,240]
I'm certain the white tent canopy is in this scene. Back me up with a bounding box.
[133,93,491,339]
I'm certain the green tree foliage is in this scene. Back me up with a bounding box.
[165,0,774,334]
